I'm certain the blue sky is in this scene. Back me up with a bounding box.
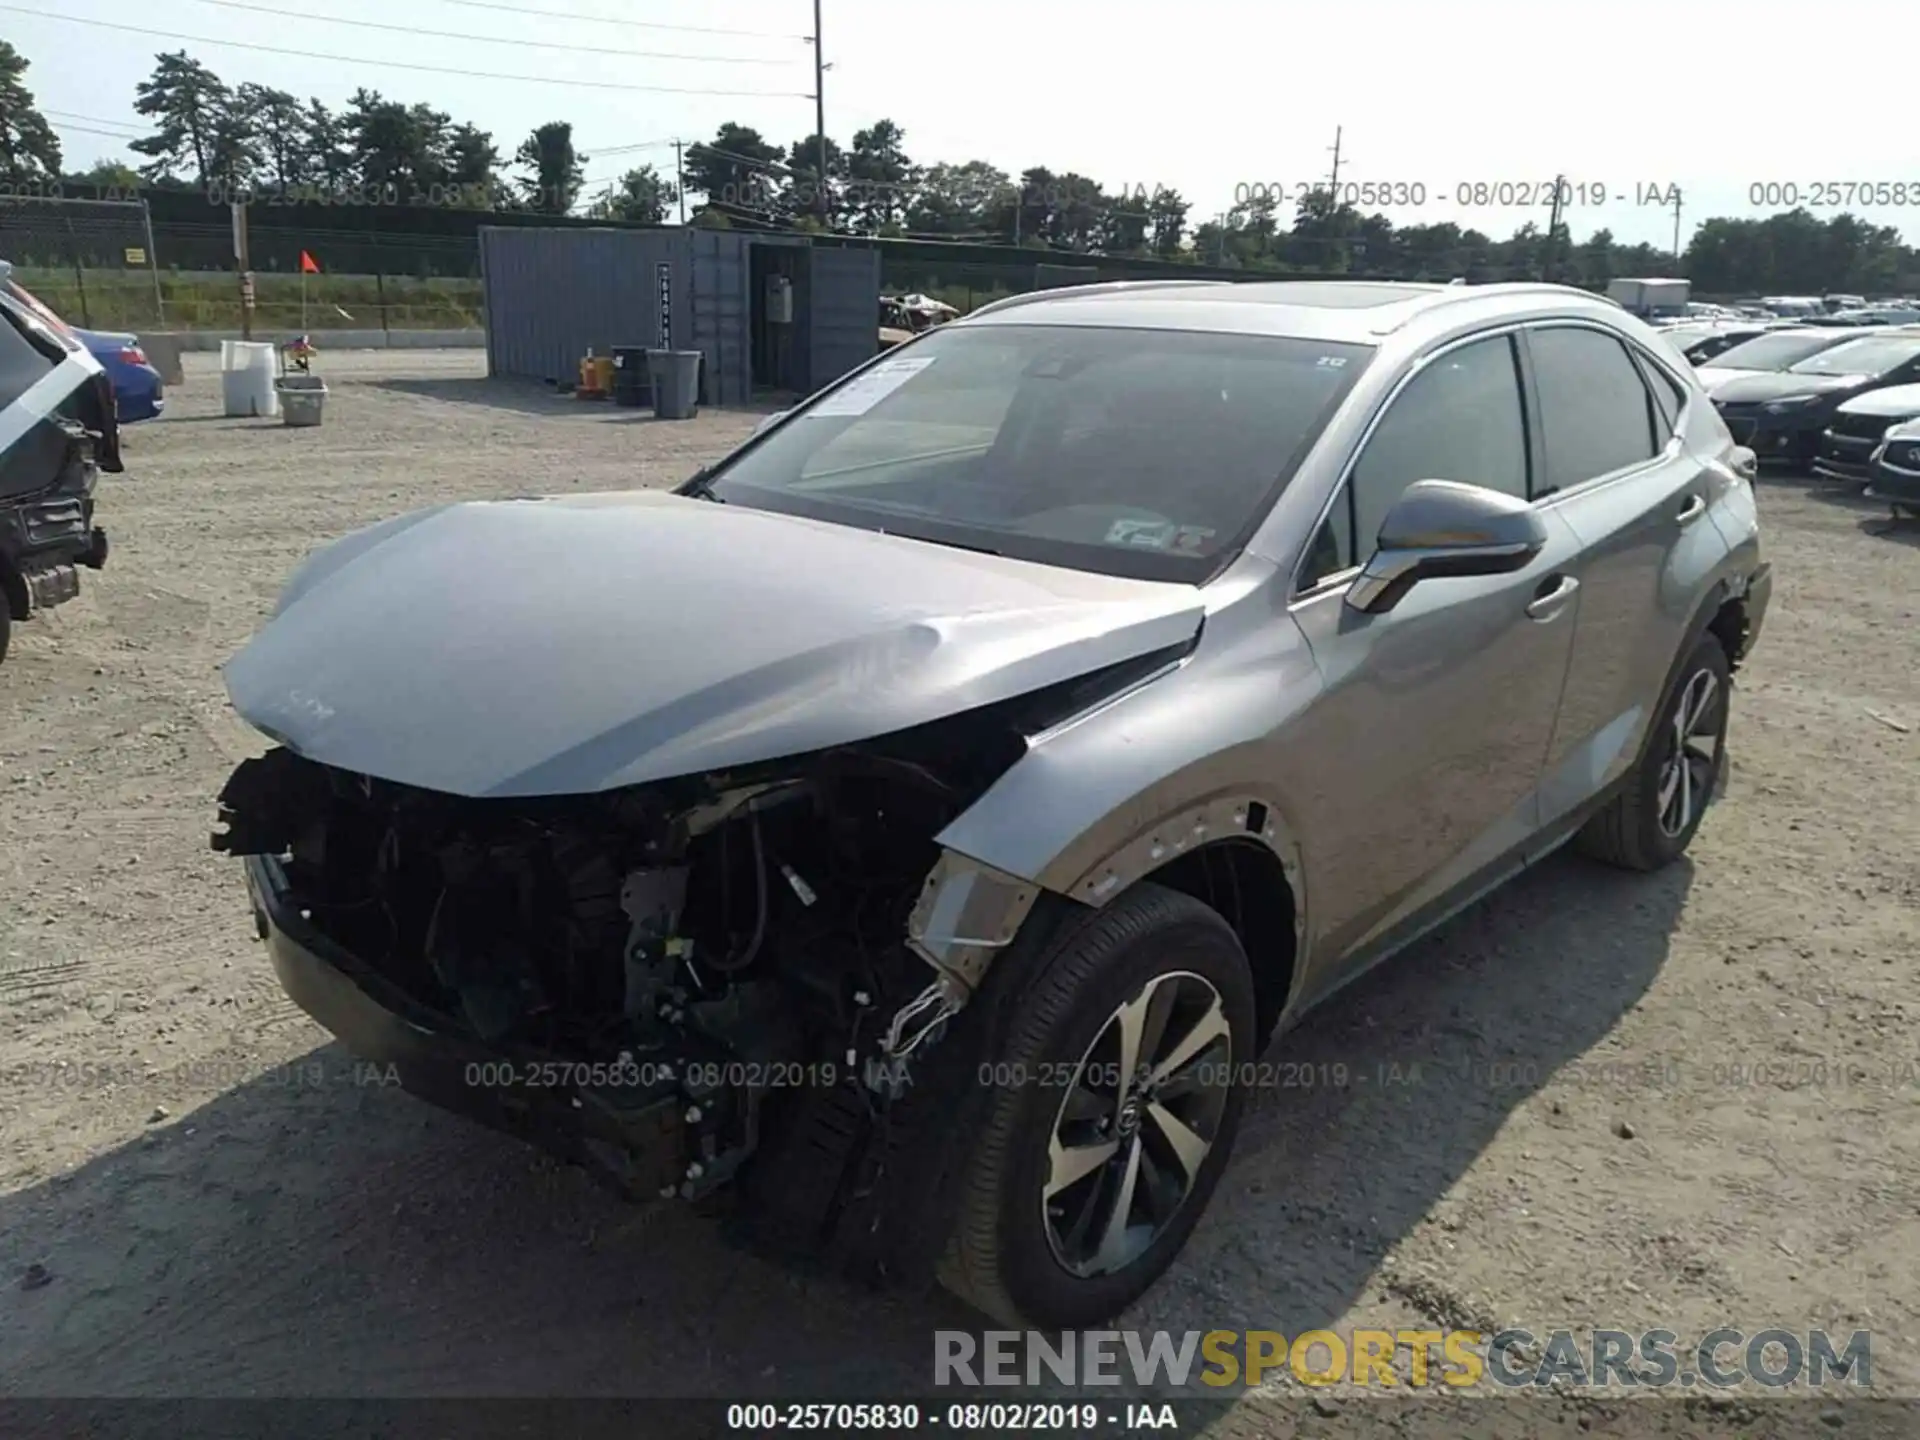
[16,0,1920,251]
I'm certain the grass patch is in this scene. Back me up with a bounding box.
[15,267,485,333]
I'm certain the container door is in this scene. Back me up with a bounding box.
[803,247,880,396]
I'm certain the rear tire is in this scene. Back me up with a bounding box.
[939,884,1255,1328]
[1577,632,1731,872]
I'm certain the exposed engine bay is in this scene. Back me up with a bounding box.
[209,663,1167,1222]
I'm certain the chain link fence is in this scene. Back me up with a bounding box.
[2,195,485,334]
[0,195,167,329]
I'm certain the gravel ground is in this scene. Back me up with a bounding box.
[1,351,1916,1431]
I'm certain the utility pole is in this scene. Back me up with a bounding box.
[674,139,687,224]
[1325,125,1344,202]
[810,0,830,226]
[230,199,253,341]
[1671,185,1684,262]
[1545,172,1566,281]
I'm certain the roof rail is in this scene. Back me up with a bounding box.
[965,279,1224,319]
[1367,280,1606,333]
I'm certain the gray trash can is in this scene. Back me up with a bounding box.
[646,349,702,420]
[275,373,328,427]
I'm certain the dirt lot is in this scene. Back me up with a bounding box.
[2,351,1917,1429]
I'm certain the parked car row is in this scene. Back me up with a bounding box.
[1646,314,1920,512]
[1710,329,1920,468]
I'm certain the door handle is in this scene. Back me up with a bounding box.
[1525,574,1580,621]
[1676,494,1708,526]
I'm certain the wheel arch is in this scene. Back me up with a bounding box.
[1636,577,1738,775]
[940,788,1310,1045]
[1130,835,1300,1045]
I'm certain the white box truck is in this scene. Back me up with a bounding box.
[1607,277,1692,320]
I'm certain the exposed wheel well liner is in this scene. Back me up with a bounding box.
[1139,838,1297,1042]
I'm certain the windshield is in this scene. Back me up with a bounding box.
[705,323,1374,582]
[1709,332,1852,371]
[1787,335,1920,377]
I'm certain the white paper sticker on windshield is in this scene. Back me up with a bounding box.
[1106,518,1177,549]
[807,356,936,416]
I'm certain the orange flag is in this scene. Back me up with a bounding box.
[299,250,320,274]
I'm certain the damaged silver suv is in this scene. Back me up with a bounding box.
[213,280,1770,1328]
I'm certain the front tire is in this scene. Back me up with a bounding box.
[1577,631,1732,872]
[940,884,1255,1328]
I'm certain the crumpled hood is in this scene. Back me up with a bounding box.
[224,490,1207,798]
[1836,382,1920,419]
[1710,371,1867,404]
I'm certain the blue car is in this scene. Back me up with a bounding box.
[74,327,164,422]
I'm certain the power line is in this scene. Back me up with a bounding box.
[426,0,805,39]
[0,7,812,96]
[47,121,148,142]
[580,137,682,159]
[170,0,802,64]
[44,109,145,134]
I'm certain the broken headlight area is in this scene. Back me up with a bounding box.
[210,702,1045,1205]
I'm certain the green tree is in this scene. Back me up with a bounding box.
[902,160,1009,238]
[1100,186,1151,253]
[586,164,677,224]
[1147,187,1189,258]
[344,90,455,199]
[404,103,455,193]
[66,158,141,194]
[514,121,583,213]
[1578,228,1617,289]
[238,83,306,189]
[446,123,499,202]
[296,100,350,197]
[683,123,780,217]
[344,89,412,197]
[780,133,844,223]
[845,119,914,232]
[130,51,234,187]
[0,41,61,187]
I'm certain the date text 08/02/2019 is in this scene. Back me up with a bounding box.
[1228,180,1678,209]
[723,1402,1165,1431]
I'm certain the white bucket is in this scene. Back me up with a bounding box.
[220,340,280,418]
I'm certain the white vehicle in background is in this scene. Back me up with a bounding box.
[1759,296,1823,318]
[1607,277,1691,320]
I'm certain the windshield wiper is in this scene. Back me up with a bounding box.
[882,529,1004,558]
[681,467,724,502]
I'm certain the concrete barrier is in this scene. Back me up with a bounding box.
[142,332,186,386]
[151,328,485,355]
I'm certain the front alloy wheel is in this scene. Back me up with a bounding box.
[1044,971,1232,1277]
[940,884,1255,1329]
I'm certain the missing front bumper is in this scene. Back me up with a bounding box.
[245,855,687,1198]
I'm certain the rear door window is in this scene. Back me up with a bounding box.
[1529,327,1661,492]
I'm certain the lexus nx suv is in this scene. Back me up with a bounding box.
[212,280,1770,1328]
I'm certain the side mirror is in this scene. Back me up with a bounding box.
[752,409,788,438]
[1729,446,1758,481]
[1345,479,1549,615]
